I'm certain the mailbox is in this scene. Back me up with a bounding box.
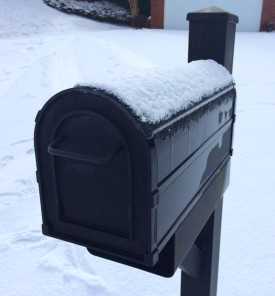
[34,8,238,296]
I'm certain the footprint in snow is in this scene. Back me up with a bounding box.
[39,244,99,281]
[0,192,21,197]
[39,244,81,273]
[40,251,111,295]
[15,178,36,196]
[0,155,14,168]
[3,70,11,76]
[39,242,111,290]
[63,269,110,296]
[9,229,50,250]
[26,148,34,155]
[7,233,113,295]
[11,138,33,146]
[0,192,22,208]
[0,230,44,251]
[16,179,30,186]
[0,242,9,252]
[13,233,60,257]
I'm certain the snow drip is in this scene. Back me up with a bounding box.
[44,0,131,24]
[78,60,234,124]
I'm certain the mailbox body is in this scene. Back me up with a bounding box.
[35,85,236,277]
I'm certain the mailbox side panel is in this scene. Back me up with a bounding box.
[157,122,232,242]
[152,89,235,249]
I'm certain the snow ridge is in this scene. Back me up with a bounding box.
[78,60,233,123]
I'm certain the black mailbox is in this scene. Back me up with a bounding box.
[35,8,238,296]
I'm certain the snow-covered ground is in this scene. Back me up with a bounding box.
[0,1,274,296]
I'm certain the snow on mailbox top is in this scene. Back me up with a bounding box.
[78,60,233,124]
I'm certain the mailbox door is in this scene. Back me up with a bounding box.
[35,87,153,265]
[49,111,132,238]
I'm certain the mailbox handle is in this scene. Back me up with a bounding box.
[48,139,122,166]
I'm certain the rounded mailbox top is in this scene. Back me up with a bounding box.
[77,60,233,125]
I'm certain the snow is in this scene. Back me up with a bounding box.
[0,0,117,39]
[77,59,233,123]
[0,1,275,296]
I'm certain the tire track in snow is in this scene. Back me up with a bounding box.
[0,229,114,296]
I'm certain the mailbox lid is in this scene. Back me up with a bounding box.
[35,87,155,265]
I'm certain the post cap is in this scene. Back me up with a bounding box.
[187,6,239,23]
[196,6,229,13]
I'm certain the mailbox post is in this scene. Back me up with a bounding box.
[181,8,238,296]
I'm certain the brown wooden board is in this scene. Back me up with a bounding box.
[261,0,275,31]
[151,0,164,28]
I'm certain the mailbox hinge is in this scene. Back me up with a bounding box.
[151,191,159,208]
[151,190,159,247]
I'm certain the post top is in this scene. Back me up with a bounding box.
[187,6,239,23]
[196,6,228,13]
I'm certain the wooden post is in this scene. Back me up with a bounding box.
[150,0,165,28]
[130,0,149,28]
[261,0,275,31]
[128,0,139,17]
